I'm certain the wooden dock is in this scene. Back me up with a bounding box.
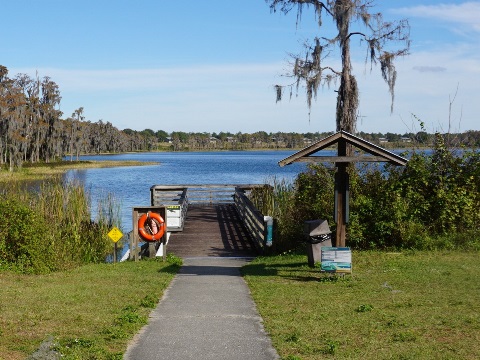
[166,204,257,258]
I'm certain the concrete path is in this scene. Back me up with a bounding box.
[124,257,279,360]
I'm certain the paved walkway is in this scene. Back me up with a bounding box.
[124,257,279,360]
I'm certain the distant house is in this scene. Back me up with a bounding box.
[400,137,412,143]
[379,138,388,143]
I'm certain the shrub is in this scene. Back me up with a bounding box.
[0,177,118,273]
[349,140,480,249]
[251,135,480,252]
[0,199,55,273]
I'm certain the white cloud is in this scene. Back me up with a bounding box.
[392,2,480,32]
[412,66,447,73]
[11,63,326,133]
[355,41,480,133]
[12,64,285,92]
[9,40,480,134]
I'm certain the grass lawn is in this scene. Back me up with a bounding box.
[0,258,180,360]
[2,250,478,359]
[242,250,480,360]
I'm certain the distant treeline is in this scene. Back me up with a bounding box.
[141,129,480,152]
[1,65,479,170]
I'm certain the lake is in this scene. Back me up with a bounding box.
[66,151,310,232]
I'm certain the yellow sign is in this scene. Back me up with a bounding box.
[108,227,123,243]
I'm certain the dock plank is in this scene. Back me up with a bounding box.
[166,204,256,258]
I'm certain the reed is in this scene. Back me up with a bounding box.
[249,177,301,253]
[0,177,118,273]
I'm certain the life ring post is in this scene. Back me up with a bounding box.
[132,206,168,261]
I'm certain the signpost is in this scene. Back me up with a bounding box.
[108,227,123,263]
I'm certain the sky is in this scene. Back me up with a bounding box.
[3,1,479,135]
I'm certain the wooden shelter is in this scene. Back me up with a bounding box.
[279,130,408,247]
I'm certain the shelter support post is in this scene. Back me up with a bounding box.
[335,139,349,247]
[334,163,349,247]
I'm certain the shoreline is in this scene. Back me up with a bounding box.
[0,160,159,181]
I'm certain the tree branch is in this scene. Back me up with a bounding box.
[347,31,366,40]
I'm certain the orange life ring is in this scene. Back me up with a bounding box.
[138,212,165,241]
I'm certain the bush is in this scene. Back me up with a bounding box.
[0,199,55,273]
[0,178,117,273]
[350,141,480,250]
[251,135,480,252]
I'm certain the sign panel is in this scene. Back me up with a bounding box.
[320,247,352,273]
[108,227,123,243]
[167,205,181,210]
[166,205,181,216]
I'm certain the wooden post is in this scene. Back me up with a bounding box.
[335,139,347,247]
[162,234,167,261]
[132,210,139,262]
[148,242,156,259]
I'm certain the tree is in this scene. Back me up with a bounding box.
[268,0,410,137]
[39,77,63,162]
[155,130,169,142]
[170,131,189,151]
[68,107,84,161]
[267,1,410,247]
[140,128,155,137]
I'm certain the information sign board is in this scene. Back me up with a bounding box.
[320,247,352,273]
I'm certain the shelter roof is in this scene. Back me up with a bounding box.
[279,130,408,167]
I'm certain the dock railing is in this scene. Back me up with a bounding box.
[149,184,272,251]
[234,185,271,252]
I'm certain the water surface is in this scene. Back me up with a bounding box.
[66,151,310,232]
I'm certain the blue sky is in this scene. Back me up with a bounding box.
[4,1,479,134]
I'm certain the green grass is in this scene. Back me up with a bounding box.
[242,251,480,360]
[0,257,180,360]
[3,249,479,359]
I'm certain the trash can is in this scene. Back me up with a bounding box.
[304,219,332,267]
